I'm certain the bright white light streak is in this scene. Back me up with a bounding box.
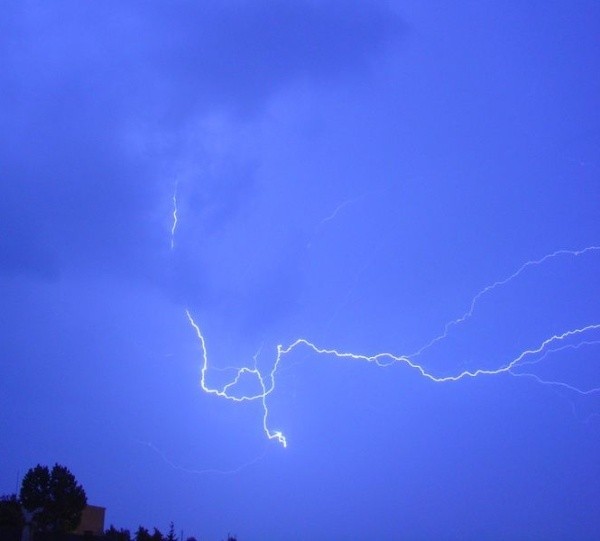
[170,184,179,250]
[187,247,600,447]
[508,340,600,396]
[409,246,600,358]
[509,372,600,396]
[514,340,600,369]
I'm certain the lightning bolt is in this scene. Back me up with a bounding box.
[186,311,287,447]
[188,312,600,447]
[315,189,384,229]
[409,246,600,358]
[186,246,600,448]
[318,198,357,227]
[508,340,600,396]
[170,184,179,250]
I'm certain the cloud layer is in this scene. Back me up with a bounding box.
[0,1,403,282]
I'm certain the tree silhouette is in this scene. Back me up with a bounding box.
[150,527,164,541]
[165,522,177,541]
[134,526,152,541]
[105,524,132,541]
[19,463,87,533]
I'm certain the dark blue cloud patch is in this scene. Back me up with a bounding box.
[4,0,403,121]
[141,0,404,118]
[0,110,163,280]
[0,0,403,284]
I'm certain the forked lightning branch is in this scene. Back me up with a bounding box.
[185,247,600,448]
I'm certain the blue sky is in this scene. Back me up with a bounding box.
[1,1,599,540]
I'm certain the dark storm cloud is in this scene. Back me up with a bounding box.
[140,0,403,118]
[0,0,403,280]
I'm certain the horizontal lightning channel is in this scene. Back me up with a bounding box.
[186,246,600,448]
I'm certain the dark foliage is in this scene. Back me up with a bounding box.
[165,522,177,541]
[105,524,132,541]
[150,527,163,541]
[0,494,24,528]
[0,525,21,541]
[134,526,152,541]
[19,463,87,533]
[33,533,86,541]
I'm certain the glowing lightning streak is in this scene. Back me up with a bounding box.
[509,340,600,396]
[186,311,287,447]
[409,246,600,358]
[514,339,600,369]
[188,317,600,447]
[509,372,600,396]
[186,247,600,448]
[170,186,179,250]
[318,198,357,227]
[277,325,600,383]
[315,189,384,230]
